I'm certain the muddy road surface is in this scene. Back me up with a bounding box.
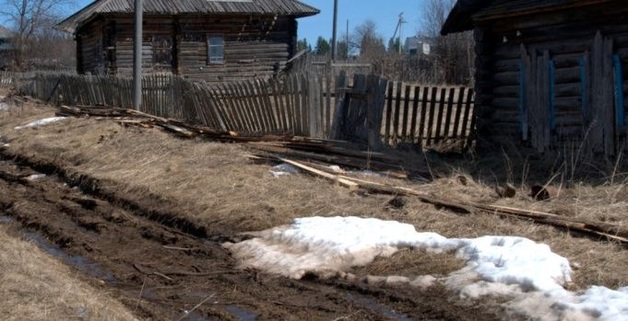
[0,151,508,321]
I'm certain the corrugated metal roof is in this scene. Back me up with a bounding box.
[58,0,319,33]
[441,0,615,35]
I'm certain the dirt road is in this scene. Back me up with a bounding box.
[0,148,514,321]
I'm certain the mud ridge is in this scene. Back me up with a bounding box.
[0,150,210,239]
[0,148,516,321]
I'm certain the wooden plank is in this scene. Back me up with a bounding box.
[330,70,347,140]
[425,87,438,146]
[299,73,309,136]
[258,79,277,133]
[443,87,456,139]
[270,79,285,132]
[234,81,257,133]
[452,87,466,139]
[244,79,265,133]
[225,83,247,132]
[320,74,330,137]
[383,82,394,144]
[614,54,625,146]
[212,86,237,131]
[401,84,412,140]
[462,88,475,142]
[409,86,421,144]
[418,86,429,143]
[293,74,303,134]
[277,157,359,190]
[433,88,447,143]
[392,82,403,144]
[279,78,292,133]
[201,84,224,130]
[308,73,323,138]
[367,75,387,151]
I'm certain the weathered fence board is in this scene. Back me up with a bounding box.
[378,84,475,148]
[18,72,474,150]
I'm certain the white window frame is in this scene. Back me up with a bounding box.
[207,35,225,64]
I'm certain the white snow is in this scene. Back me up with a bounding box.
[24,174,46,181]
[224,216,628,321]
[14,117,67,130]
[270,163,299,177]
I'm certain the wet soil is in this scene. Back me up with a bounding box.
[0,149,512,320]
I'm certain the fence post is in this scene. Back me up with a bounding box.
[366,75,388,151]
[330,70,347,140]
[308,73,323,138]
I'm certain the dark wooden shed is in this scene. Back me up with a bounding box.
[0,25,15,69]
[57,0,318,82]
[442,0,628,155]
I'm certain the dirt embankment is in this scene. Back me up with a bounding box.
[1,94,626,320]
[0,103,514,319]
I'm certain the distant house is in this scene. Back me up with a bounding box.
[442,0,628,155]
[404,36,431,56]
[0,25,15,69]
[57,0,319,82]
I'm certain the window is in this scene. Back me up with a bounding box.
[207,35,224,64]
[152,35,173,68]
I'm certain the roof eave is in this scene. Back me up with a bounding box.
[440,0,494,35]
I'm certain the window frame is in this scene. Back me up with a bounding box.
[207,35,225,65]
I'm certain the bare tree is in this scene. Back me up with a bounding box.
[421,0,474,85]
[0,0,74,69]
[351,19,386,60]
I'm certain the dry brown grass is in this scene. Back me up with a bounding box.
[352,248,466,278]
[0,226,138,321]
[1,96,627,293]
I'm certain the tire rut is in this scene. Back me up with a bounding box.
[0,151,510,321]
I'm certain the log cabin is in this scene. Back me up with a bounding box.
[442,0,628,155]
[0,25,15,70]
[57,0,319,82]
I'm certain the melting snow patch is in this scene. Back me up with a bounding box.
[224,216,628,321]
[270,163,299,177]
[15,116,67,130]
[25,174,46,181]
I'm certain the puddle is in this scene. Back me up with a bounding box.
[346,293,412,321]
[0,215,13,224]
[226,305,258,321]
[23,232,116,283]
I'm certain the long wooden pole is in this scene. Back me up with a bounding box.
[331,0,338,62]
[132,0,143,110]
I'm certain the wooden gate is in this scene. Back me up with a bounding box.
[331,72,388,150]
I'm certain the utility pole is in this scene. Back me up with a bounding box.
[132,0,143,110]
[331,0,338,62]
[391,12,406,54]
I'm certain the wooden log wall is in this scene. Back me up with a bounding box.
[76,19,106,75]
[476,11,628,154]
[85,15,297,83]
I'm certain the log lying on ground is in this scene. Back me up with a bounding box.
[248,143,431,181]
[279,157,628,245]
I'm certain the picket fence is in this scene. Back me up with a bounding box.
[15,72,475,149]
